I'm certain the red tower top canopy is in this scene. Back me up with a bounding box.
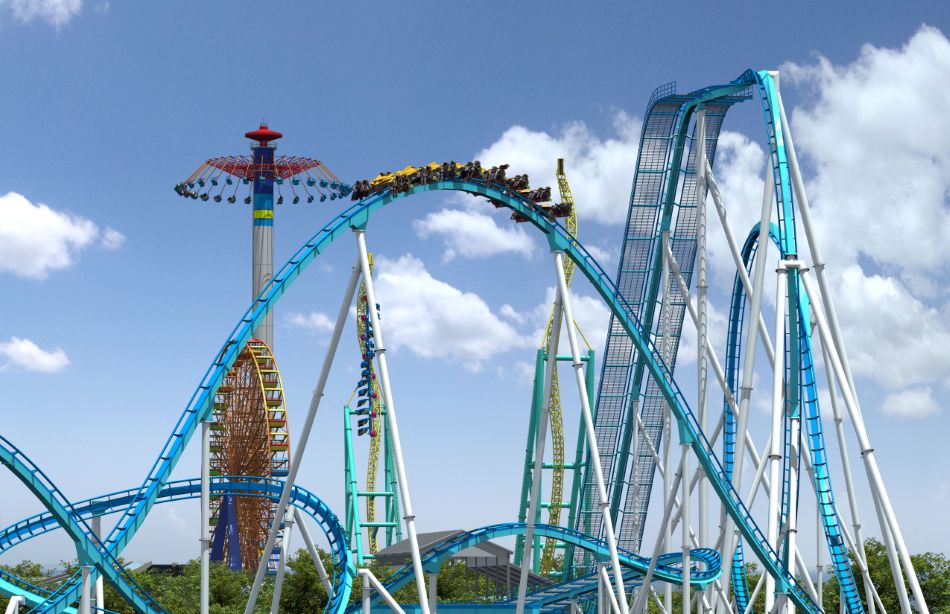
[245,122,283,146]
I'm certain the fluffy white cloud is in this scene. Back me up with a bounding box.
[0,192,122,280]
[372,254,532,371]
[505,286,612,356]
[413,208,536,261]
[474,112,642,225]
[783,26,950,281]
[0,337,69,373]
[285,311,335,334]
[882,387,942,420]
[101,227,126,250]
[1,0,80,27]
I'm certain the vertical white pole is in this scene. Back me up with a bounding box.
[270,509,294,613]
[355,229,431,614]
[554,251,629,613]
[681,438,691,614]
[597,563,605,614]
[516,294,563,614]
[818,333,876,614]
[718,169,775,604]
[91,516,105,611]
[200,420,211,614]
[786,404,802,614]
[694,106,710,614]
[799,269,925,614]
[294,508,333,596]
[243,258,362,614]
[659,230,674,614]
[428,572,438,613]
[778,94,927,614]
[631,454,686,614]
[816,499,823,611]
[362,571,372,614]
[765,264,787,613]
[79,566,92,614]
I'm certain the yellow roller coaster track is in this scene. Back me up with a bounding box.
[540,159,580,575]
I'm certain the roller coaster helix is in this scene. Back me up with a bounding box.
[0,69,932,614]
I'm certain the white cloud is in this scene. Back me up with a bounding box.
[372,254,532,371]
[100,227,125,250]
[0,192,121,280]
[585,244,615,267]
[413,208,536,261]
[0,337,69,373]
[285,311,335,334]
[776,27,950,394]
[882,386,942,420]
[508,287,612,356]
[475,112,642,225]
[783,26,950,280]
[1,0,81,27]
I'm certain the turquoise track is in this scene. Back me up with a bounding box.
[721,224,861,613]
[0,68,835,614]
[0,171,821,613]
[345,523,721,613]
[0,475,352,614]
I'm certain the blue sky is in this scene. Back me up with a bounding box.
[1,1,949,569]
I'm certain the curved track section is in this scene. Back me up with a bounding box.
[13,100,822,610]
[0,434,164,613]
[722,224,861,613]
[0,478,351,614]
[347,523,721,612]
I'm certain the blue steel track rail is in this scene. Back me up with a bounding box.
[721,225,861,613]
[345,523,721,613]
[4,93,822,610]
[0,478,352,614]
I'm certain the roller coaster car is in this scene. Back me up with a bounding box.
[528,186,552,203]
[551,203,573,218]
[510,211,530,223]
[506,174,530,191]
[485,164,509,183]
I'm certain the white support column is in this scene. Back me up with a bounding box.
[428,572,438,613]
[778,92,927,614]
[799,268,927,614]
[718,168,776,604]
[694,105,710,614]
[199,419,211,614]
[659,230,674,614]
[244,257,362,614]
[765,263,787,613]
[816,500,823,611]
[91,516,105,612]
[294,507,333,596]
[4,596,24,614]
[516,292,563,614]
[270,508,294,613]
[681,436,691,614]
[79,566,92,614]
[363,570,372,614]
[786,410,802,614]
[818,332,876,614]
[553,251,629,613]
[599,566,622,614]
[356,229,431,614]
[631,453,686,614]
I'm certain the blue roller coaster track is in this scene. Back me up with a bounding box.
[0,68,849,614]
[722,224,861,613]
[347,523,721,613]
[0,477,352,613]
